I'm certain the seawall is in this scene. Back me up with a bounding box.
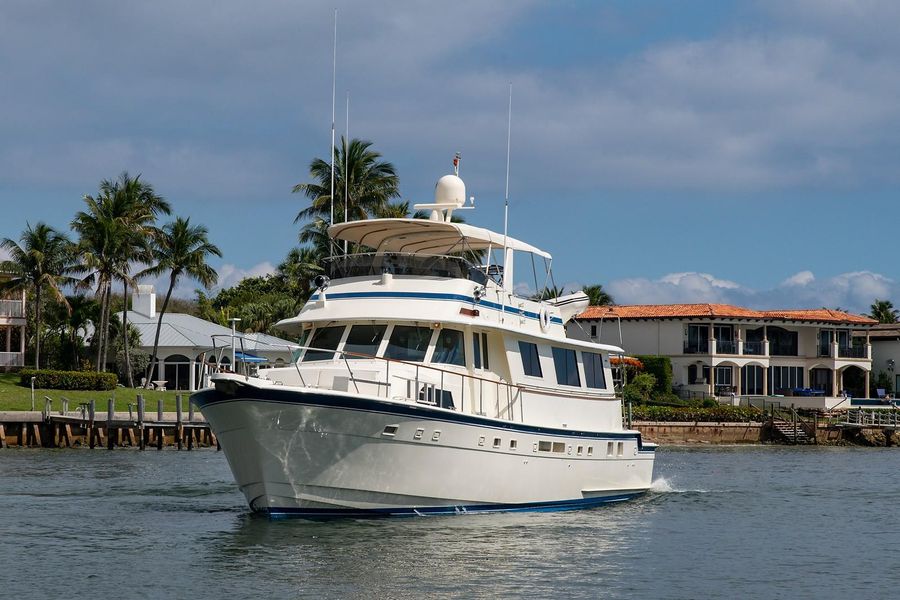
[634,421,894,446]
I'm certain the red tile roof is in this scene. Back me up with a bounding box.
[576,303,877,325]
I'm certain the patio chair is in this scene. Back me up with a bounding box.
[876,388,886,399]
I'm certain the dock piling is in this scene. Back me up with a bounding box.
[88,399,96,449]
[156,399,164,450]
[137,394,145,451]
[107,398,115,450]
[176,395,183,450]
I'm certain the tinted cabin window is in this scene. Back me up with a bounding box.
[583,352,606,389]
[432,329,465,366]
[552,347,580,387]
[518,341,542,377]
[384,326,432,362]
[302,326,344,361]
[473,332,489,370]
[343,325,387,359]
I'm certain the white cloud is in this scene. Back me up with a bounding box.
[215,261,277,291]
[608,270,897,314]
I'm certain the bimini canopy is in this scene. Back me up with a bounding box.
[328,219,551,260]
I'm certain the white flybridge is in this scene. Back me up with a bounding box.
[193,159,656,517]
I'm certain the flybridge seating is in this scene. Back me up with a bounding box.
[322,252,489,285]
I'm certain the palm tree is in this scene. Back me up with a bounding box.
[870,299,898,324]
[0,223,79,368]
[532,285,566,301]
[141,217,221,385]
[277,247,323,303]
[104,173,170,385]
[73,174,170,374]
[583,284,614,306]
[293,137,400,226]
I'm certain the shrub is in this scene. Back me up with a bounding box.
[634,355,673,394]
[19,369,118,391]
[623,373,656,404]
[632,405,763,422]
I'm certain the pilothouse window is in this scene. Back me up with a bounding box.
[473,332,490,370]
[582,352,607,389]
[432,329,465,366]
[344,325,387,359]
[384,326,432,362]
[519,341,543,377]
[302,326,344,361]
[552,347,580,387]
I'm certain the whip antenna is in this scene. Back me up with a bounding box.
[329,8,337,256]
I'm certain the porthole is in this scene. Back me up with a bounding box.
[576,445,583,456]
[478,435,485,447]
[617,442,624,457]
[432,430,441,441]
[607,442,614,457]
[551,442,565,453]
[587,446,593,456]
[538,440,552,452]
[567,445,572,455]
[509,439,518,451]
[414,428,424,440]
[382,425,398,437]
[493,437,501,449]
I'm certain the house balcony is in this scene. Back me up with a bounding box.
[0,299,25,319]
[684,341,709,354]
[742,341,764,356]
[838,345,868,359]
[716,340,737,355]
[0,351,24,368]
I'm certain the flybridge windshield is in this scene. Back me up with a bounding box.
[323,253,488,284]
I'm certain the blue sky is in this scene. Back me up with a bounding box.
[1,0,898,313]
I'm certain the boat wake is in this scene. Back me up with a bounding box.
[649,477,709,494]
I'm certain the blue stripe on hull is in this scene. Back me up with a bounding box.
[262,492,645,519]
[309,290,565,324]
[192,385,653,447]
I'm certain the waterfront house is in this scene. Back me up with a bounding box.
[0,272,26,371]
[861,324,900,394]
[569,303,877,403]
[116,285,299,391]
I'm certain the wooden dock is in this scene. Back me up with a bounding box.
[0,395,218,450]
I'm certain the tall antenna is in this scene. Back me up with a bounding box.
[502,82,512,291]
[344,90,350,254]
[329,8,337,255]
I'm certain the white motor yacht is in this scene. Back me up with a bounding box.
[192,159,656,517]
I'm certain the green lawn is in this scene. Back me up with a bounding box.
[0,372,189,412]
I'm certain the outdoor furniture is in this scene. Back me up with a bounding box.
[151,380,168,391]
[876,388,887,399]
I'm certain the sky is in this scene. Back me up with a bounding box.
[1,0,899,314]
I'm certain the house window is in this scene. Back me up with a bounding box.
[741,365,764,395]
[432,328,465,366]
[552,347,580,387]
[384,326,432,362]
[688,364,711,384]
[686,324,709,353]
[519,341,543,377]
[768,327,798,356]
[715,366,733,386]
[582,352,607,389]
[590,324,597,338]
[343,324,387,359]
[302,326,344,361]
[769,366,804,394]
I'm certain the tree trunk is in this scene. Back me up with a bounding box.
[123,279,134,387]
[34,286,41,369]
[95,282,107,372]
[146,272,176,388]
[101,280,113,371]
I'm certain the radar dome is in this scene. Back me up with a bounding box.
[434,174,466,207]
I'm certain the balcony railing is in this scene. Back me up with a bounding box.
[743,341,764,355]
[683,342,709,354]
[818,346,833,358]
[716,340,737,354]
[838,346,867,359]
[0,299,25,318]
[0,352,24,367]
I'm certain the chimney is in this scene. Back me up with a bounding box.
[132,285,156,318]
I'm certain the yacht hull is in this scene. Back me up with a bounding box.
[193,382,655,518]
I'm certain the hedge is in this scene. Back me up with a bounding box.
[20,369,118,391]
[632,405,763,423]
[634,355,673,393]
